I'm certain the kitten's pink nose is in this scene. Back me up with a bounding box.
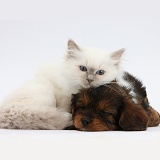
[86,78,93,83]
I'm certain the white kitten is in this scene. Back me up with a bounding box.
[0,40,125,129]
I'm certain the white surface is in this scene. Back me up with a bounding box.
[1,1,160,159]
[1,126,160,141]
[1,20,160,112]
[0,127,160,160]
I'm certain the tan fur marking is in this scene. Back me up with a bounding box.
[73,114,83,130]
[79,91,90,106]
[88,118,110,131]
[147,106,160,127]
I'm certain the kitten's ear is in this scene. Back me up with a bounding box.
[67,39,80,58]
[110,48,125,65]
[68,39,80,50]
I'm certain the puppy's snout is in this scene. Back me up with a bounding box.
[81,117,91,127]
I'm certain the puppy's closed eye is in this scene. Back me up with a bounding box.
[101,110,113,116]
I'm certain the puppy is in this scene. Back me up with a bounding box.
[70,72,160,131]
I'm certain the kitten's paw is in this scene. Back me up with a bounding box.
[61,112,73,128]
[64,125,77,130]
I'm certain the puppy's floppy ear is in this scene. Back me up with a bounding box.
[119,100,148,131]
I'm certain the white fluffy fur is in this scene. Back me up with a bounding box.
[0,40,125,129]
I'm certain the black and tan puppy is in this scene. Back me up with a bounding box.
[70,72,160,131]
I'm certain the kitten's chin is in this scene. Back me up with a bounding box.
[82,84,91,89]
[82,83,98,89]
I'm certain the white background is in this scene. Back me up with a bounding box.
[0,0,160,160]
[1,21,160,112]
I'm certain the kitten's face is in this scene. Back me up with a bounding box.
[65,40,125,88]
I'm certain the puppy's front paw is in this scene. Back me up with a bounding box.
[64,125,77,130]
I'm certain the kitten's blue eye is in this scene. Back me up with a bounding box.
[96,70,105,75]
[79,66,87,72]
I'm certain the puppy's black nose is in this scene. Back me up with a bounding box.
[81,117,90,127]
